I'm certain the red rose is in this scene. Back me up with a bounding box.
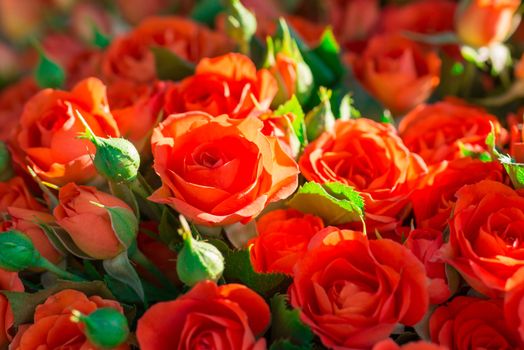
[0,269,23,348]
[411,158,503,230]
[373,339,447,350]
[149,112,298,226]
[163,53,277,119]
[505,268,524,343]
[102,17,233,84]
[399,99,506,165]
[299,118,427,236]
[137,281,270,350]
[248,209,324,275]
[0,78,39,142]
[290,228,428,349]
[0,177,43,213]
[405,228,450,305]
[353,33,441,115]
[430,296,519,349]
[445,180,524,296]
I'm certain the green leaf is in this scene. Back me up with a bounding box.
[311,28,344,78]
[270,294,313,348]
[159,207,179,245]
[275,95,307,146]
[108,181,140,218]
[486,128,524,189]
[287,182,364,225]
[151,47,195,81]
[214,245,287,297]
[2,281,114,326]
[92,25,111,49]
[270,340,310,350]
[35,52,66,89]
[103,252,145,303]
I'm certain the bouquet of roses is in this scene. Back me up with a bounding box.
[0,0,524,349]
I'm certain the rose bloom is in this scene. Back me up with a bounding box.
[379,0,456,35]
[149,112,298,226]
[353,33,441,115]
[5,207,62,264]
[10,289,128,350]
[290,228,428,349]
[0,0,46,41]
[299,118,427,236]
[405,228,450,305]
[0,177,43,213]
[137,281,270,350]
[399,99,506,165]
[430,296,520,349]
[411,158,503,230]
[373,339,447,350]
[108,80,167,148]
[0,269,23,348]
[102,16,233,84]
[505,268,524,343]
[248,209,324,275]
[164,53,277,119]
[0,78,39,142]
[327,0,380,44]
[444,180,524,297]
[12,78,119,186]
[54,183,134,260]
[456,0,520,48]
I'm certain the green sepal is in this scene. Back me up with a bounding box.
[486,127,524,189]
[103,251,145,303]
[95,204,138,249]
[287,181,364,225]
[34,49,66,89]
[275,95,307,147]
[304,87,336,141]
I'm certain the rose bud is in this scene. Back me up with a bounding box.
[71,307,129,349]
[0,141,13,181]
[225,0,257,53]
[54,183,136,260]
[0,230,39,272]
[305,87,336,141]
[456,0,520,47]
[77,112,140,183]
[176,218,224,287]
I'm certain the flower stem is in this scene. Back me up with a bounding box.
[35,257,86,282]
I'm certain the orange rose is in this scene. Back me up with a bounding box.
[5,207,62,264]
[10,289,128,350]
[327,0,380,44]
[456,0,520,47]
[108,80,167,147]
[248,209,324,275]
[0,268,23,348]
[411,158,503,230]
[102,16,233,84]
[0,78,39,142]
[379,0,456,35]
[149,112,299,226]
[405,228,450,305]
[353,33,441,115]
[399,99,506,165]
[0,177,43,213]
[54,183,133,259]
[13,78,119,186]
[290,228,428,349]
[163,53,277,119]
[137,281,270,350]
[430,296,520,349]
[373,339,447,350]
[505,268,524,343]
[444,180,524,296]
[299,118,427,236]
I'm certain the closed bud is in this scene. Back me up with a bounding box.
[177,230,224,287]
[0,141,14,181]
[71,308,129,349]
[305,88,336,141]
[92,137,140,183]
[0,230,40,271]
[225,0,257,54]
